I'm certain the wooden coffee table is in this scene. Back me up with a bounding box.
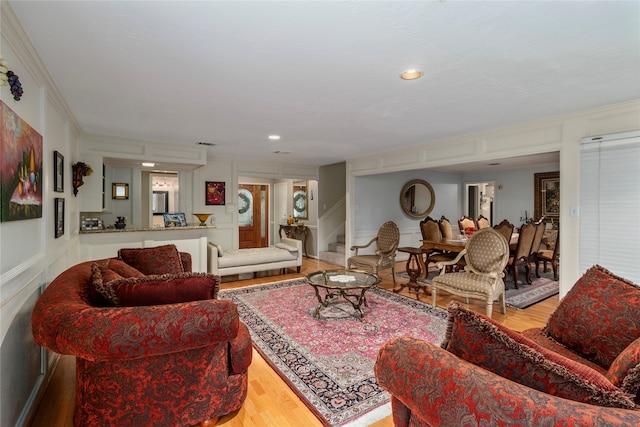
[306,269,381,321]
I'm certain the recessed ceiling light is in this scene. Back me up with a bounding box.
[268,135,281,140]
[400,69,423,80]
[141,162,155,167]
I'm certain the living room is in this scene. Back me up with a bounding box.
[1,2,639,426]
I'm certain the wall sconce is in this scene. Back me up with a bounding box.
[72,162,93,196]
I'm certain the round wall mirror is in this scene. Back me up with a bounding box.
[400,179,435,218]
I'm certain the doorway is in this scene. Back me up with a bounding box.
[238,184,269,249]
[465,181,495,226]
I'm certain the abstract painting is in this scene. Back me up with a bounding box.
[1,101,43,222]
[205,181,225,205]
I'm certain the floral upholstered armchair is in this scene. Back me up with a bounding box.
[375,266,640,426]
[32,245,252,427]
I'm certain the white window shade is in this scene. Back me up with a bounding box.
[579,131,640,283]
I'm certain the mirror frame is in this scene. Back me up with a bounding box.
[292,180,308,220]
[400,179,435,219]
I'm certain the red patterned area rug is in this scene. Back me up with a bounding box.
[219,278,448,426]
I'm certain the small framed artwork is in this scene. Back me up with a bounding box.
[54,151,64,192]
[163,212,187,227]
[205,181,225,205]
[112,183,129,200]
[54,198,64,238]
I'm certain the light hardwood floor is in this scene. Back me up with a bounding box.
[27,257,558,427]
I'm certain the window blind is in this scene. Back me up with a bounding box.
[579,131,640,283]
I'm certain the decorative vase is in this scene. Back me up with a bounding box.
[115,216,126,229]
[193,213,212,226]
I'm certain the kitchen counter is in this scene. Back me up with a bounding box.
[80,225,216,234]
[79,226,216,272]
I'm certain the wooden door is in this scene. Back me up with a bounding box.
[238,184,269,249]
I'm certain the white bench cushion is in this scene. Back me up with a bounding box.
[218,247,297,268]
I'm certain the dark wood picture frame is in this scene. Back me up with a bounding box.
[54,198,65,238]
[534,171,560,225]
[54,151,64,192]
[205,181,225,205]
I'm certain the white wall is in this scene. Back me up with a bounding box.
[1,4,82,425]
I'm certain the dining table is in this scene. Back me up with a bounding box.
[420,233,518,280]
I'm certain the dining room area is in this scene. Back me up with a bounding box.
[350,155,561,312]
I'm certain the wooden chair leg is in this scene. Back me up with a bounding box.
[486,300,493,318]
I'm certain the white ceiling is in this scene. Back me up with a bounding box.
[7,1,640,169]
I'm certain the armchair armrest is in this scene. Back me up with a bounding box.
[350,237,377,255]
[375,337,640,427]
[38,299,240,362]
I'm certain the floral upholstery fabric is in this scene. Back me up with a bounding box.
[543,265,640,369]
[607,337,640,404]
[375,336,640,427]
[32,259,251,426]
[442,302,635,408]
[118,244,185,275]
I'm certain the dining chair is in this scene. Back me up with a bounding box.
[420,217,457,276]
[431,228,510,317]
[476,215,490,229]
[535,231,560,280]
[439,216,454,240]
[505,221,537,288]
[458,216,476,234]
[493,220,514,246]
[527,220,547,266]
[348,221,400,284]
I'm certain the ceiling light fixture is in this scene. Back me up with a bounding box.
[268,135,281,140]
[400,69,423,80]
[141,162,155,167]
[196,141,216,146]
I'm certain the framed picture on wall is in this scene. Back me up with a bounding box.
[205,181,225,205]
[54,198,65,238]
[534,171,560,224]
[54,151,64,192]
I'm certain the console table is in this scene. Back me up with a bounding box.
[279,224,309,257]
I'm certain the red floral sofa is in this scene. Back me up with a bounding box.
[32,245,252,427]
[375,265,640,426]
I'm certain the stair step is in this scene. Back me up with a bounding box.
[319,251,345,267]
[328,242,345,254]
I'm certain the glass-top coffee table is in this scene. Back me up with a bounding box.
[306,269,381,321]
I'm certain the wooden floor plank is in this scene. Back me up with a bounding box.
[28,257,557,427]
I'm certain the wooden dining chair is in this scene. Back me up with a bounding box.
[527,220,547,266]
[505,221,537,288]
[493,220,514,246]
[535,231,560,280]
[458,216,476,234]
[476,215,490,229]
[439,216,454,240]
[420,217,457,276]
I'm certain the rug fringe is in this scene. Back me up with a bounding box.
[339,402,391,427]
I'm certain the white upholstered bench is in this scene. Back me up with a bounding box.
[207,238,302,276]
